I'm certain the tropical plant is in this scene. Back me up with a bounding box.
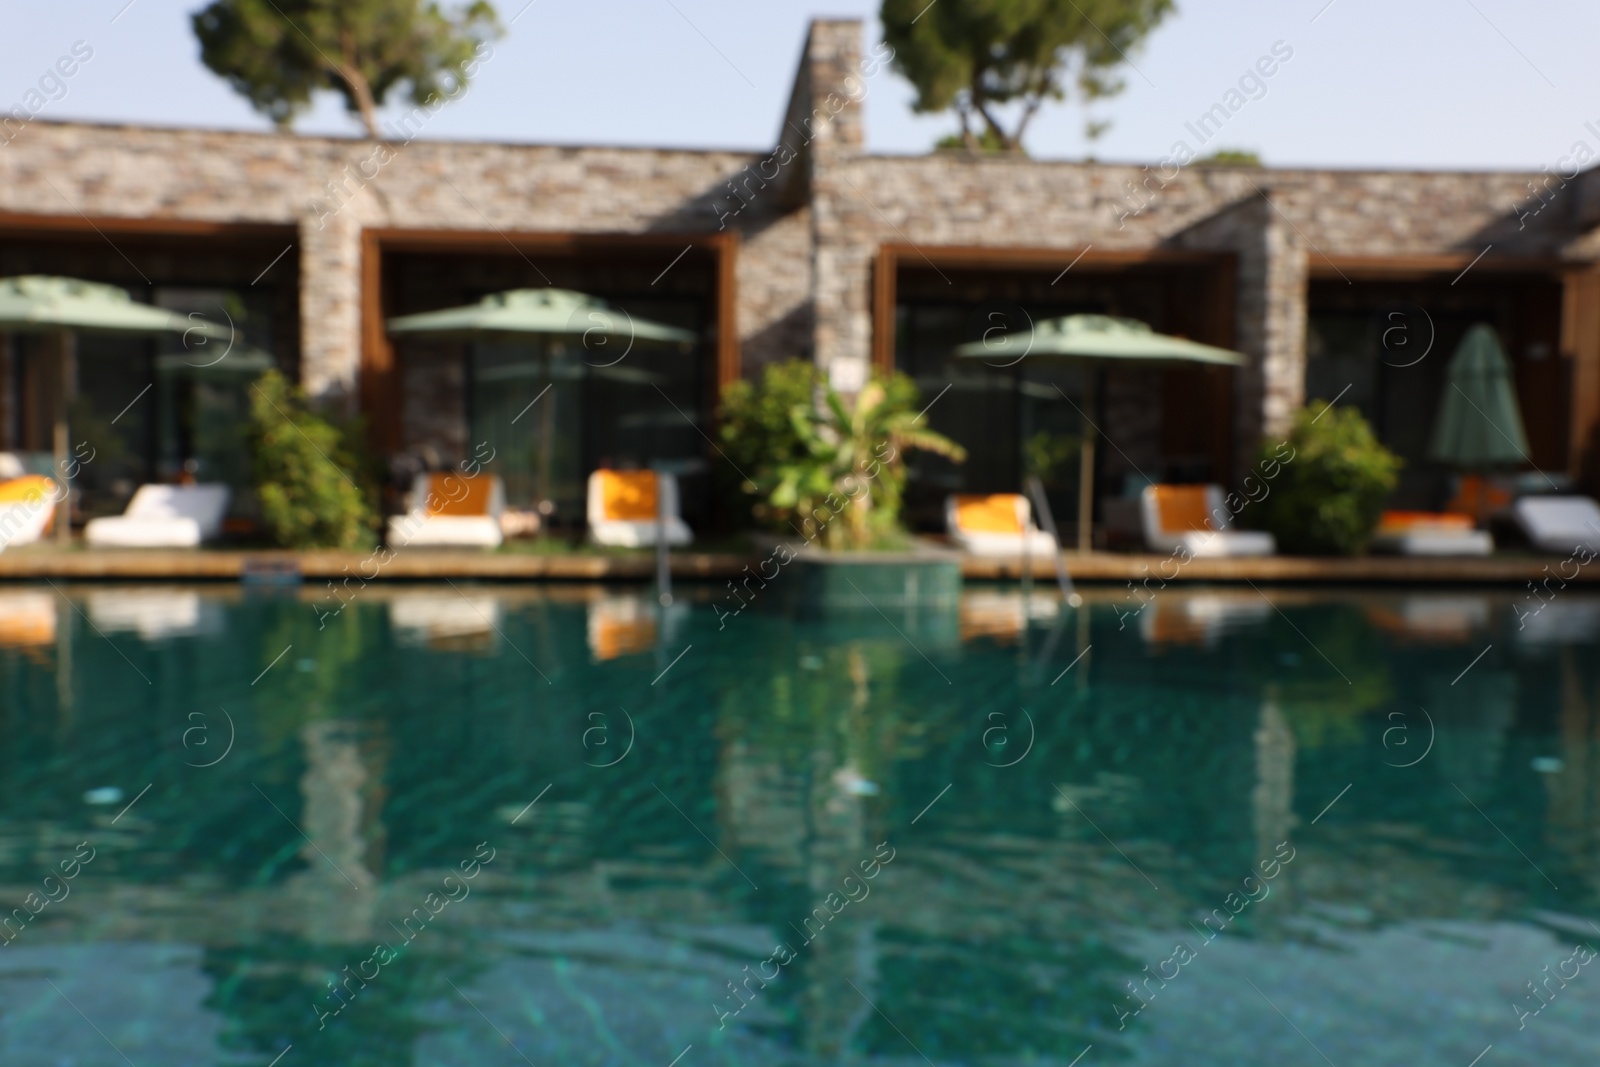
[716,359,819,535]
[192,0,502,137]
[248,370,378,548]
[718,360,820,494]
[720,361,966,550]
[1253,402,1401,556]
[881,0,1174,153]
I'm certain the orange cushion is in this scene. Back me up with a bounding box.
[1378,510,1475,533]
[1146,602,1207,646]
[593,618,656,660]
[425,473,494,517]
[0,475,57,505]
[599,470,658,522]
[954,494,1024,534]
[0,613,54,647]
[1154,485,1215,534]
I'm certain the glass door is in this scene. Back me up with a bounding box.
[470,338,585,524]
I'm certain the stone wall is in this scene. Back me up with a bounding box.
[738,207,814,371]
[0,121,791,404]
[798,20,870,390]
[4,18,1599,464]
[781,12,1599,463]
[1176,194,1308,456]
[806,154,1579,396]
[300,213,363,403]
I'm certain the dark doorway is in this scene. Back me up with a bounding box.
[0,228,299,520]
[890,254,1234,539]
[380,245,718,533]
[1305,271,1565,509]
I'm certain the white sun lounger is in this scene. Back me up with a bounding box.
[390,591,501,645]
[587,470,692,548]
[1513,496,1600,555]
[1369,512,1493,557]
[386,473,505,549]
[0,475,60,551]
[85,484,230,548]
[1141,484,1275,558]
[944,494,1059,558]
[87,590,221,639]
[0,591,55,646]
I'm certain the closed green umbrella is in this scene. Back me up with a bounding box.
[1427,323,1530,469]
[956,314,1244,552]
[0,276,231,543]
[388,288,695,510]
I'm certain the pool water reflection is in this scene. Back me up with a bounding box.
[1,584,1598,1066]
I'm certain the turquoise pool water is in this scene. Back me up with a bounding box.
[1,583,1599,1066]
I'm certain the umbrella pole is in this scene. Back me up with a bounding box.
[1075,370,1098,554]
[538,339,554,512]
[54,329,74,546]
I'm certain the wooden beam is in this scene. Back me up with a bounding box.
[1308,254,1569,281]
[359,230,400,456]
[360,227,730,257]
[0,212,294,242]
[1562,266,1600,477]
[881,243,1213,273]
[872,244,898,373]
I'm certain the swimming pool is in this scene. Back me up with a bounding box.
[1,583,1597,1066]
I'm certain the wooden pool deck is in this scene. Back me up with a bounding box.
[0,545,1591,585]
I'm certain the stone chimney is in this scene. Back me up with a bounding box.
[771,20,866,209]
[777,20,881,390]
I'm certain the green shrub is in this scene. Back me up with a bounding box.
[717,360,819,528]
[1254,402,1401,556]
[248,370,377,548]
[718,360,965,549]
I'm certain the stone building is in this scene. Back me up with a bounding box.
[1,19,1596,533]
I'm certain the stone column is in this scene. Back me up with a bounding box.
[1178,192,1309,471]
[797,645,875,1059]
[812,240,874,390]
[1252,692,1295,859]
[298,211,364,409]
[799,20,874,391]
[291,720,384,944]
[1257,211,1309,444]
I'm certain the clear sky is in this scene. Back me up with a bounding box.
[4,0,1598,171]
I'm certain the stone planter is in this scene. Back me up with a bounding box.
[748,537,962,623]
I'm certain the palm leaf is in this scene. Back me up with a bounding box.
[893,428,968,462]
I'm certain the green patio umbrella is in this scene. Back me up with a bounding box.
[387,288,695,509]
[956,314,1244,552]
[386,288,695,345]
[1427,323,1529,468]
[0,275,231,543]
